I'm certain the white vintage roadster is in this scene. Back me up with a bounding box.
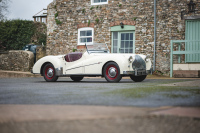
[32,43,151,82]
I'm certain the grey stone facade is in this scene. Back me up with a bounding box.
[46,0,200,75]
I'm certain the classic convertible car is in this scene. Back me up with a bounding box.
[32,43,151,82]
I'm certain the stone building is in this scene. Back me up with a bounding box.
[46,0,200,76]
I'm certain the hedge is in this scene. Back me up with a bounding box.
[0,20,46,50]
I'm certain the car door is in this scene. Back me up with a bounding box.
[64,54,84,75]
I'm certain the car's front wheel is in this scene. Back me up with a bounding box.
[70,76,84,82]
[103,62,122,82]
[43,63,58,82]
[130,75,147,82]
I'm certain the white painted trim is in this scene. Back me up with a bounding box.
[78,27,94,46]
[91,0,108,5]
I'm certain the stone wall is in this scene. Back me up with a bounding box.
[36,46,46,62]
[0,51,34,72]
[46,0,200,75]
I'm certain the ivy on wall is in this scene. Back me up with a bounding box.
[54,5,62,25]
[0,20,47,50]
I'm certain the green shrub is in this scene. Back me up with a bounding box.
[0,20,46,50]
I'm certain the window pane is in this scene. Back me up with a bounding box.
[94,0,107,3]
[130,41,133,48]
[121,41,124,48]
[125,49,129,53]
[113,46,117,53]
[80,38,86,43]
[126,33,129,40]
[113,32,118,39]
[80,31,86,36]
[125,41,129,48]
[113,40,118,47]
[86,30,92,36]
[129,49,133,53]
[130,33,133,40]
[120,49,124,53]
[121,34,125,40]
[87,37,92,42]
[94,0,100,3]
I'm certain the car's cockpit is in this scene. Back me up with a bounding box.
[65,52,82,62]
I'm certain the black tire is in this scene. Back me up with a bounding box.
[130,75,147,82]
[103,62,122,82]
[70,76,84,82]
[43,63,58,82]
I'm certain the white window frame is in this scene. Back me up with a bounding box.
[78,27,94,45]
[91,0,108,5]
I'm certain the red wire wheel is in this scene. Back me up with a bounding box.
[43,63,58,82]
[45,66,54,80]
[103,62,122,82]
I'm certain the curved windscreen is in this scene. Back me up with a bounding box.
[85,43,110,53]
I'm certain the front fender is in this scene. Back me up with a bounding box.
[32,56,63,74]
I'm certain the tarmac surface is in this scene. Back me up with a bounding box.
[0,70,200,133]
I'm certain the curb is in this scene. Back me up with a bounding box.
[0,70,41,78]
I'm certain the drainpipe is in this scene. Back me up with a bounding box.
[153,0,156,72]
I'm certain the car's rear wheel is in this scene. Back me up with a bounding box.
[130,75,147,82]
[103,62,122,82]
[43,63,58,82]
[70,76,84,82]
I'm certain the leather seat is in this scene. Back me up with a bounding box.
[65,52,82,62]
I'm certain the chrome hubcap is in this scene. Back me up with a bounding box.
[108,67,117,78]
[47,68,54,78]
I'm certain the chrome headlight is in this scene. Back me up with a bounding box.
[128,56,133,63]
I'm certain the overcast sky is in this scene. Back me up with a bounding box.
[7,0,53,20]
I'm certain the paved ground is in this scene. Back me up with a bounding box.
[0,70,200,133]
[0,105,200,133]
[0,77,200,106]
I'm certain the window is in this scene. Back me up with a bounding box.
[78,27,94,45]
[42,18,46,24]
[111,25,136,53]
[36,17,40,22]
[91,0,108,5]
[112,32,135,53]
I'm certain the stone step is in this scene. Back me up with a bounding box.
[0,70,41,78]
[173,70,200,78]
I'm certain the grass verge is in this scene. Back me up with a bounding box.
[104,86,200,99]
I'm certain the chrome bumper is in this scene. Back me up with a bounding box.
[123,70,151,76]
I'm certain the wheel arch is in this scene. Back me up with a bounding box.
[40,62,52,75]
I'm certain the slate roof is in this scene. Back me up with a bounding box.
[33,9,47,17]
